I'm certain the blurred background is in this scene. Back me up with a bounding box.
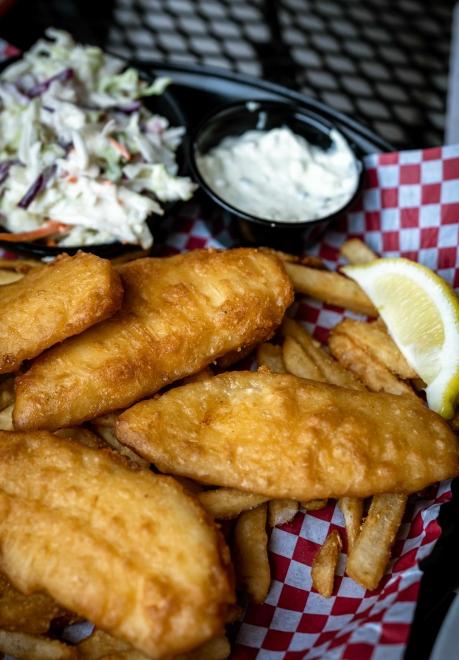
[0,0,455,149]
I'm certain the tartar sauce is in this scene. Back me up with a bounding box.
[196,126,359,223]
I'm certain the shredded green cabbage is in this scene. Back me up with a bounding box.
[0,28,195,247]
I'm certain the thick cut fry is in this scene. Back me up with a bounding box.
[0,257,41,273]
[329,330,415,397]
[0,252,123,375]
[76,630,150,659]
[0,431,234,658]
[0,572,69,635]
[0,630,76,659]
[338,497,364,552]
[311,530,342,598]
[257,343,286,373]
[198,489,269,519]
[117,371,459,500]
[0,268,23,285]
[340,238,377,264]
[233,505,270,603]
[284,262,377,316]
[260,247,326,269]
[333,318,416,379]
[282,318,364,390]
[0,377,14,412]
[346,493,407,590]
[77,630,230,660]
[15,248,293,430]
[283,335,324,381]
[268,500,299,527]
[0,404,13,430]
[301,499,328,511]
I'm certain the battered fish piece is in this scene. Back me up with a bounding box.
[0,252,123,374]
[0,431,234,658]
[117,371,459,500]
[14,248,292,430]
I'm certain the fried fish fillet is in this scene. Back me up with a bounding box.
[14,248,293,430]
[117,371,459,499]
[0,431,234,658]
[0,252,123,375]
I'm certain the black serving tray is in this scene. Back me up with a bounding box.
[0,59,391,258]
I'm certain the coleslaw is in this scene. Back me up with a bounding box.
[0,29,196,248]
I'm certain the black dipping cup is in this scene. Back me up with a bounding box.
[189,100,364,251]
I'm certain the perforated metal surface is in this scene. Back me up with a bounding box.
[0,0,453,148]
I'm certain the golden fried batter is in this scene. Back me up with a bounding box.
[0,252,123,374]
[14,249,293,430]
[117,371,459,499]
[0,431,234,658]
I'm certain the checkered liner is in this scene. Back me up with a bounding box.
[157,144,459,659]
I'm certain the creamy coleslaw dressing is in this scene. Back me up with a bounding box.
[196,127,359,223]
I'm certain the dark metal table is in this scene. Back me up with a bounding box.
[0,0,453,149]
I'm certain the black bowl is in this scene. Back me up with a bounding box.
[188,100,364,250]
[0,56,188,258]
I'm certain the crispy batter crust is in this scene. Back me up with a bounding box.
[0,431,234,658]
[0,252,123,374]
[117,371,459,499]
[14,249,293,430]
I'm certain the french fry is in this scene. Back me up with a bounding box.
[256,343,286,373]
[328,330,415,397]
[338,497,364,552]
[311,529,342,598]
[77,629,230,660]
[282,336,323,381]
[233,504,270,603]
[333,318,416,379]
[0,404,13,430]
[0,257,41,273]
[178,634,231,660]
[76,629,149,659]
[284,262,377,316]
[330,333,411,590]
[260,247,326,269]
[91,423,149,468]
[301,499,328,511]
[340,238,377,264]
[268,499,299,527]
[0,268,24,285]
[0,630,76,659]
[198,488,269,519]
[282,318,364,390]
[0,377,14,412]
[346,493,407,590]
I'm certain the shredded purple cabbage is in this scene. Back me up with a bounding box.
[116,100,141,114]
[0,159,20,185]
[27,68,74,98]
[17,164,56,209]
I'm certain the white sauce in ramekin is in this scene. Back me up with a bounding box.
[196,126,359,223]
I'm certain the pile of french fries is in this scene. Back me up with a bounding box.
[0,238,454,659]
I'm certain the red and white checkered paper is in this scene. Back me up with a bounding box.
[0,40,458,657]
[156,144,459,660]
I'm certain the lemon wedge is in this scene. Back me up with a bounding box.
[342,258,459,418]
